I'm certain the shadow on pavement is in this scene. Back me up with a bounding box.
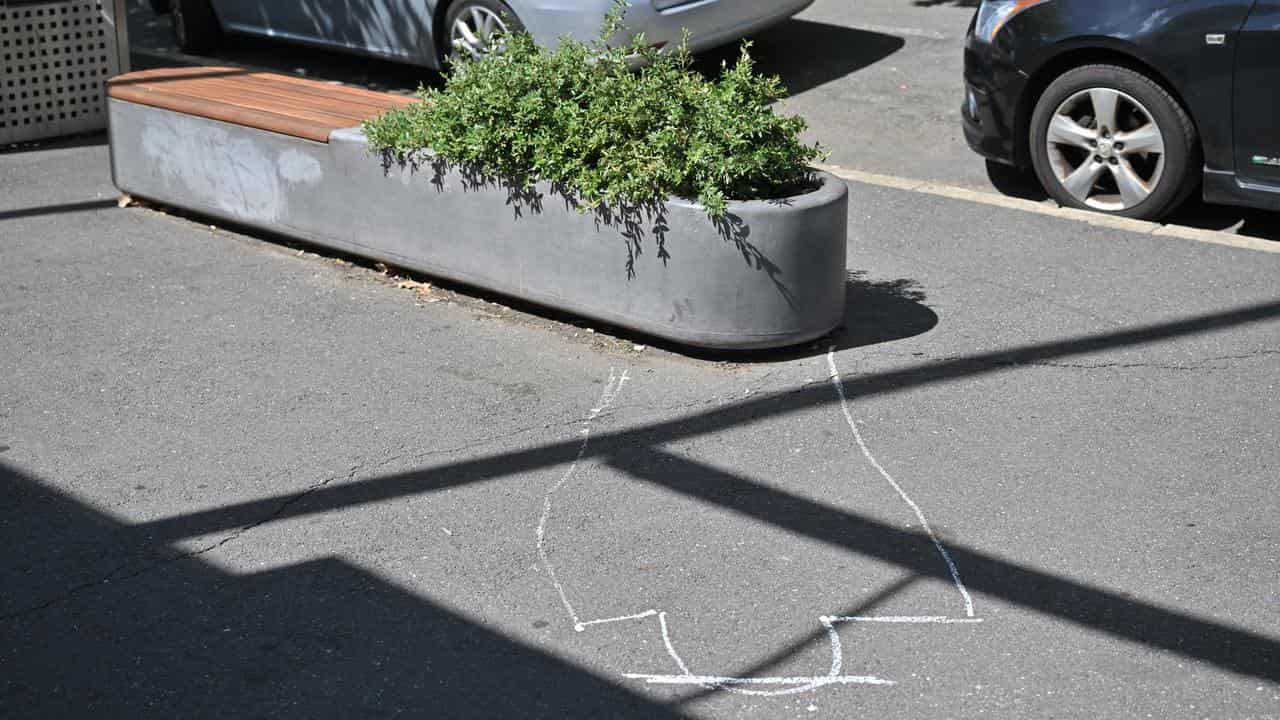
[3,302,1278,716]
[693,20,905,96]
[0,199,119,222]
[1165,195,1280,243]
[983,160,1049,202]
[674,576,921,705]
[0,464,690,719]
[982,161,1280,244]
[836,271,938,347]
[69,299,1280,688]
[646,270,939,364]
[122,298,1280,555]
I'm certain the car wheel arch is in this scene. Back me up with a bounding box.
[432,0,525,67]
[1013,44,1200,170]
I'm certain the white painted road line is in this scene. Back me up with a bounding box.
[817,164,1280,255]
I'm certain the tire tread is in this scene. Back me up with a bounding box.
[1029,63,1200,220]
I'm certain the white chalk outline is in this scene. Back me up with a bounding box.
[536,358,982,697]
[652,611,893,696]
[576,610,659,629]
[622,676,893,687]
[828,615,984,625]
[535,368,648,633]
[826,347,976,619]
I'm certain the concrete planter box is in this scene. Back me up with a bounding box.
[108,98,847,349]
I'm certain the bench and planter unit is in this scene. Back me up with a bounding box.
[106,25,849,350]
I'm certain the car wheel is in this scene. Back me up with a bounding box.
[1029,64,1199,220]
[171,0,220,55]
[150,0,171,15]
[444,0,524,64]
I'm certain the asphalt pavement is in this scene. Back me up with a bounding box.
[2,1,1279,718]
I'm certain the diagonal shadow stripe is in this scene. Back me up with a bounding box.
[135,298,1280,544]
[606,445,1280,684]
[0,464,695,718]
[125,299,1280,683]
[0,199,119,222]
[673,574,922,705]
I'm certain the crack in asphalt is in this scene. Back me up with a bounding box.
[0,408,599,624]
[1002,347,1280,372]
[863,348,1279,373]
[6,343,1270,623]
[0,464,363,624]
[1001,360,1222,371]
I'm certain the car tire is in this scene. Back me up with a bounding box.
[150,0,171,15]
[171,0,220,55]
[443,0,524,64]
[1029,64,1199,220]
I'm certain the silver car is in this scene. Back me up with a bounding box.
[163,0,814,68]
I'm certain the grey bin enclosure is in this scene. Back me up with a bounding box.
[1,0,130,145]
[107,99,848,350]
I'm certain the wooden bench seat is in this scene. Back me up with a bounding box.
[107,67,414,143]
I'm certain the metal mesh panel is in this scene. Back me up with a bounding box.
[1,0,129,144]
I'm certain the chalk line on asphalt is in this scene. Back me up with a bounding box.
[826,347,976,618]
[536,362,982,697]
[534,367,647,632]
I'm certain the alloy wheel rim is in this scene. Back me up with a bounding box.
[450,6,510,59]
[1045,88,1166,212]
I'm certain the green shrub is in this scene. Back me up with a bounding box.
[362,3,824,219]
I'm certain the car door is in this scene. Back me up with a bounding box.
[1234,1,1280,186]
[209,0,322,43]
[210,0,437,63]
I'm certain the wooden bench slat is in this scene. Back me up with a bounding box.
[109,84,339,143]
[164,74,410,116]
[234,75,413,114]
[108,67,412,108]
[244,72,417,109]
[142,79,382,126]
[205,81,406,121]
[110,83,363,141]
[107,66,416,143]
